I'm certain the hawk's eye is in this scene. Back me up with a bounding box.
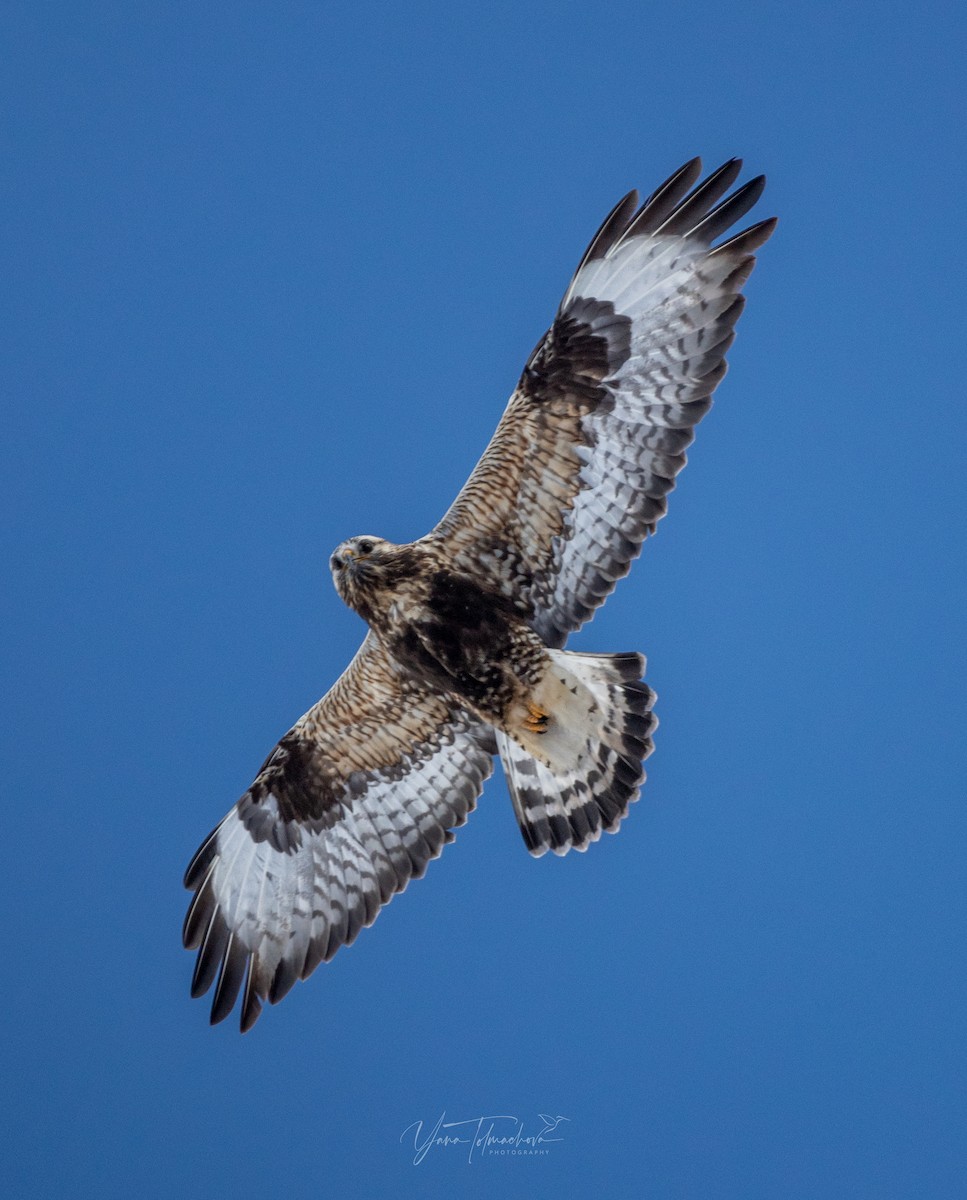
[357,539,375,555]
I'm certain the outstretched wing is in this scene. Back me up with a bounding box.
[431,158,777,648]
[182,633,495,1031]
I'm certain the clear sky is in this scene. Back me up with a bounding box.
[3,2,966,1197]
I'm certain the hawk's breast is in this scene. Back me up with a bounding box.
[383,569,535,715]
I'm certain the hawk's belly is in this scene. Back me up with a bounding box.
[381,568,545,721]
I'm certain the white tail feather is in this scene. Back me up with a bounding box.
[498,650,657,857]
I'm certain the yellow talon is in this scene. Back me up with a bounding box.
[522,702,550,734]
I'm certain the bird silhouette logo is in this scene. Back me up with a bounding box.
[538,1114,571,1139]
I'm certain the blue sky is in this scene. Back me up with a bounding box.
[3,2,966,1197]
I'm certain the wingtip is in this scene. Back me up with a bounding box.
[742,173,766,206]
[183,825,219,890]
[707,157,744,186]
[239,959,263,1032]
[708,214,778,257]
[670,155,703,185]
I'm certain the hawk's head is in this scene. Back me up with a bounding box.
[330,535,403,616]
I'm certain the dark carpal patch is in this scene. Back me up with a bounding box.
[238,732,342,850]
[522,296,632,406]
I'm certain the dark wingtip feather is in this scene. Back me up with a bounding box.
[240,958,263,1033]
[710,215,778,257]
[665,156,704,189]
[690,175,766,244]
[301,936,327,981]
[191,910,229,999]
[654,158,744,237]
[623,157,704,239]
[182,869,215,949]
[183,826,219,890]
[210,934,248,1025]
[572,189,640,277]
[268,953,300,1005]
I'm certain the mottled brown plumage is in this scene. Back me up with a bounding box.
[183,158,776,1030]
[331,535,548,735]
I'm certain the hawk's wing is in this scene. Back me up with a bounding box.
[430,158,776,648]
[183,633,495,1031]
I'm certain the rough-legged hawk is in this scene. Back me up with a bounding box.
[183,158,776,1030]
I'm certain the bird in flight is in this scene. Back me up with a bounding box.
[183,157,776,1031]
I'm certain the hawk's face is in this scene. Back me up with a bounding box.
[330,535,396,614]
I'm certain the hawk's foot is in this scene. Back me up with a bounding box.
[522,701,549,734]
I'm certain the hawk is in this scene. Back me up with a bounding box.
[183,157,776,1030]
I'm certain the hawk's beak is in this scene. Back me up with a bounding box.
[331,547,357,574]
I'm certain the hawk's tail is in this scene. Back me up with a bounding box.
[497,649,657,857]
